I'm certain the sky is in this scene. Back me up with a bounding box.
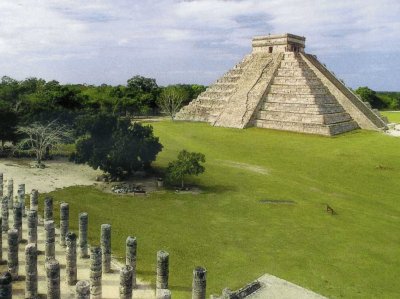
[0,0,399,91]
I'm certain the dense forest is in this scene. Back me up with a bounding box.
[0,75,206,149]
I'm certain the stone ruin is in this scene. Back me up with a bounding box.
[0,173,207,299]
[175,33,388,136]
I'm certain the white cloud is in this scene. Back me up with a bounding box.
[0,0,399,90]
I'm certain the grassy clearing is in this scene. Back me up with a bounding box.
[45,122,400,298]
[380,111,400,123]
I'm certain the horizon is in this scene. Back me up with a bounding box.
[0,0,399,91]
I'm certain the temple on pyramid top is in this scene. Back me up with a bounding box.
[175,33,387,135]
[252,33,305,53]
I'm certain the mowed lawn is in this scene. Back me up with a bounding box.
[381,111,400,123]
[46,122,400,298]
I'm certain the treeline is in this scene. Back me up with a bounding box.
[355,87,400,110]
[0,75,206,148]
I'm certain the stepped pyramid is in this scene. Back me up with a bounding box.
[175,33,387,135]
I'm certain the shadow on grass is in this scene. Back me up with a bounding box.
[169,285,192,292]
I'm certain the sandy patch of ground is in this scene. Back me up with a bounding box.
[217,160,269,175]
[0,158,102,194]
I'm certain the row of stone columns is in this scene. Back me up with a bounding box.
[0,174,208,299]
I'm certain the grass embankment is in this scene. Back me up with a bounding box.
[380,111,400,123]
[45,122,400,298]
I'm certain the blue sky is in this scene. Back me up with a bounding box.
[0,0,399,90]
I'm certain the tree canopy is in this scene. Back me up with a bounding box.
[72,113,163,178]
[166,150,206,188]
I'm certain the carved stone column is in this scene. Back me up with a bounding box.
[101,224,112,273]
[78,212,89,258]
[59,203,69,247]
[156,250,169,289]
[45,259,60,299]
[126,236,137,288]
[25,243,38,298]
[192,267,207,299]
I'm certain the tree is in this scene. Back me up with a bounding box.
[0,109,18,151]
[72,113,163,179]
[157,86,188,120]
[166,150,205,188]
[355,86,386,109]
[16,121,73,167]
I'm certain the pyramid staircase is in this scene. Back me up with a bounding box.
[254,52,359,135]
[175,54,253,123]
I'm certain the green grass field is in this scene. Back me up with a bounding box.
[381,111,400,123]
[46,122,400,298]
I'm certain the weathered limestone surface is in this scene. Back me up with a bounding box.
[17,183,26,217]
[1,196,9,232]
[66,231,78,285]
[192,267,207,299]
[76,280,90,299]
[0,272,13,299]
[44,196,53,221]
[25,243,38,298]
[156,288,172,299]
[119,265,133,299]
[7,179,13,209]
[30,189,39,212]
[44,220,56,261]
[175,33,387,136]
[13,202,23,242]
[59,202,69,247]
[27,210,38,245]
[45,259,60,299]
[90,246,102,299]
[7,229,19,280]
[0,218,2,262]
[0,173,3,197]
[126,236,137,288]
[79,212,89,258]
[156,250,169,289]
[101,223,112,273]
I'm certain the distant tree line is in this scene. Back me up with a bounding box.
[0,75,206,148]
[355,87,400,110]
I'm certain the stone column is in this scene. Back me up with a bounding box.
[192,267,207,299]
[156,250,169,289]
[126,236,137,288]
[76,280,90,299]
[13,202,22,242]
[119,265,133,299]
[25,243,38,299]
[27,210,38,245]
[44,220,55,261]
[0,173,3,197]
[90,246,102,299]
[7,229,19,280]
[0,272,12,299]
[1,196,8,232]
[44,197,53,221]
[65,232,77,286]
[30,189,39,212]
[17,183,26,217]
[7,179,13,209]
[101,224,111,273]
[45,259,60,299]
[59,203,69,247]
[157,289,172,299]
[0,218,2,262]
[78,212,89,258]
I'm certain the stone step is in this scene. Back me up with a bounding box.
[207,85,235,93]
[269,85,328,95]
[276,69,317,77]
[257,111,352,124]
[264,94,338,104]
[217,75,241,83]
[201,90,233,99]
[280,60,308,68]
[261,102,345,114]
[254,119,359,136]
[272,77,322,86]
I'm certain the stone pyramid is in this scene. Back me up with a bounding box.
[175,33,387,135]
